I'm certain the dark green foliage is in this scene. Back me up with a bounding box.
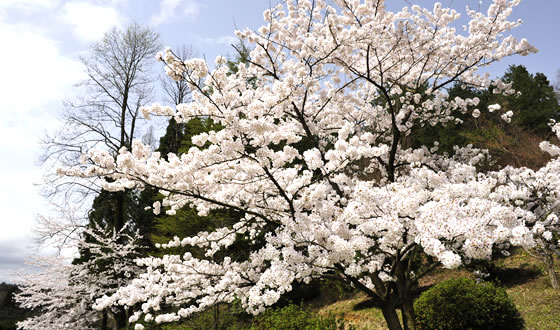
[129,187,159,248]
[86,189,143,231]
[147,117,245,260]
[500,65,560,134]
[249,304,346,330]
[177,117,222,155]
[74,189,143,263]
[87,190,123,230]
[414,277,524,330]
[0,283,28,330]
[270,279,323,309]
[150,303,252,330]
[228,40,251,75]
[134,116,224,254]
[157,118,185,160]
[150,206,246,261]
[411,116,468,156]
[152,116,220,169]
[411,82,488,155]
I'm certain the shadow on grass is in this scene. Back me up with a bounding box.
[352,287,426,311]
[353,298,382,311]
[493,264,542,288]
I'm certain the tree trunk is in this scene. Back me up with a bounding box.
[115,305,128,329]
[102,309,108,330]
[381,303,403,330]
[400,295,416,330]
[396,276,416,330]
[394,253,417,330]
[546,254,559,289]
[115,191,125,232]
[214,304,220,330]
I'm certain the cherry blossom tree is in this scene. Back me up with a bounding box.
[15,222,143,330]
[15,256,99,330]
[60,1,541,329]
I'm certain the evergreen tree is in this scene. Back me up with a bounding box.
[500,65,560,134]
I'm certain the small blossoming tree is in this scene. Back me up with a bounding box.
[61,1,543,329]
[15,223,143,329]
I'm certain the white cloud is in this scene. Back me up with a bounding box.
[183,1,201,19]
[60,1,123,43]
[198,35,237,45]
[0,169,45,234]
[150,0,203,26]
[0,0,60,11]
[151,0,181,25]
[0,21,84,114]
[0,235,64,284]
[0,237,35,283]
[99,0,129,5]
[0,19,83,267]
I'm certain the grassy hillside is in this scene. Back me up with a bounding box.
[313,249,560,329]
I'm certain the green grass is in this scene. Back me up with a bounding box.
[315,293,392,329]
[499,250,560,329]
[508,279,560,329]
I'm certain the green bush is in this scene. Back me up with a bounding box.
[249,304,346,330]
[0,319,17,329]
[414,277,524,330]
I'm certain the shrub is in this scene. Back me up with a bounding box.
[414,277,524,330]
[249,304,345,330]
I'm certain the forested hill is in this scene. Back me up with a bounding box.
[410,65,560,170]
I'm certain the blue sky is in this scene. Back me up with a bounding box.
[0,0,558,283]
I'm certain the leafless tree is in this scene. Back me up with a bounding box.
[40,23,162,207]
[156,45,197,157]
[160,45,197,106]
[141,124,159,149]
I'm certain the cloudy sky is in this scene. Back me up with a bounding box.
[1,0,559,283]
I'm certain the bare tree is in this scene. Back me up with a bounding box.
[40,23,162,206]
[156,45,197,158]
[160,45,196,106]
[141,124,159,149]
